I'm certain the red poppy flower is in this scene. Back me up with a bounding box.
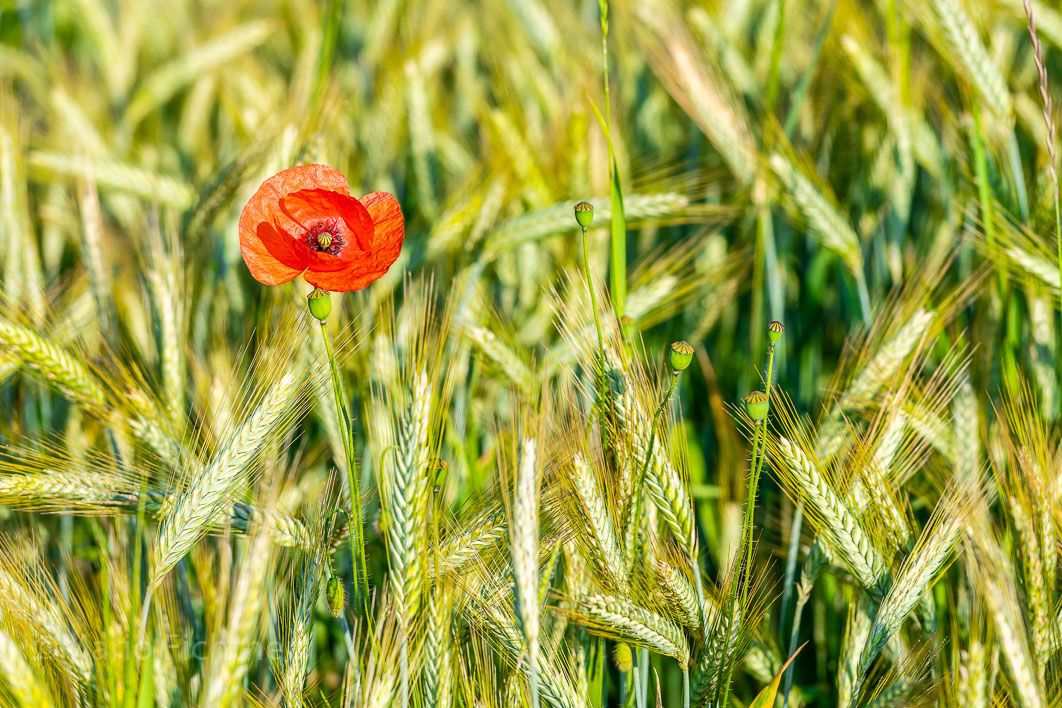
[239,164,404,291]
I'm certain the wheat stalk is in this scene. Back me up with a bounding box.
[610,367,696,561]
[384,371,434,624]
[280,533,324,706]
[631,0,756,183]
[776,438,888,596]
[565,452,627,591]
[818,309,935,460]
[27,151,196,207]
[464,325,533,394]
[929,0,1012,118]
[0,628,53,707]
[580,594,690,668]
[484,193,694,257]
[423,581,454,708]
[969,522,1045,708]
[152,371,303,588]
[1010,496,1050,672]
[656,559,701,633]
[511,437,541,708]
[837,605,871,708]
[849,409,911,549]
[1022,0,1062,312]
[691,605,741,706]
[381,370,434,708]
[437,508,507,574]
[124,20,275,126]
[0,317,106,408]
[0,562,91,690]
[857,500,966,688]
[201,513,277,708]
[768,153,864,280]
[956,640,989,705]
[0,469,128,508]
[146,249,186,421]
[464,587,582,708]
[76,161,112,335]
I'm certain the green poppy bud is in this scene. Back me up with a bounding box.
[767,320,784,344]
[325,575,345,617]
[743,390,770,422]
[669,341,694,372]
[612,642,633,672]
[574,201,594,228]
[307,287,332,321]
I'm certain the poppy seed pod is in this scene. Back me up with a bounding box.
[307,287,332,321]
[326,576,345,617]
[743,390,770,422]
[612,642,633,672]
[669,341,694,372]
[767,320,785,344]
[574,201,594,228]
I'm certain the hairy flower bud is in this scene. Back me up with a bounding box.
[325,575,345,617]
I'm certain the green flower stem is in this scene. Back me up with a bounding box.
[582,225,609,384]
[717,340,777,707]
[581,226,606,364]
[319,320,371,628]
[741,340,777,603]
[640,374,678,484]
[324,508,352,578]
[1055,192,1062,336]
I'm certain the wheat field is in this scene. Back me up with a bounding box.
[0,0,1061,706]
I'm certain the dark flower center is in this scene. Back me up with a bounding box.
[305,219,345,256]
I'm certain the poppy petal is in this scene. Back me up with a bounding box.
[303,257,399,291]
[280,188,375,255]
[240,221,306,285]
[239,163,350,241]
[303,192,404,292]
[360,191,404,252]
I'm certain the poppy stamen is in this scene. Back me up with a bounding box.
[305,219,345,256]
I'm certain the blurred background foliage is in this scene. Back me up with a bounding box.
[2,0,1062,705]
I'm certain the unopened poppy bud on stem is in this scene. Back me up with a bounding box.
[574,201,594,228]
[743,390,770,422]
[767,320,784,344]
[669,341,693,372]
[325,575,345,617]
[307,287,332,321]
